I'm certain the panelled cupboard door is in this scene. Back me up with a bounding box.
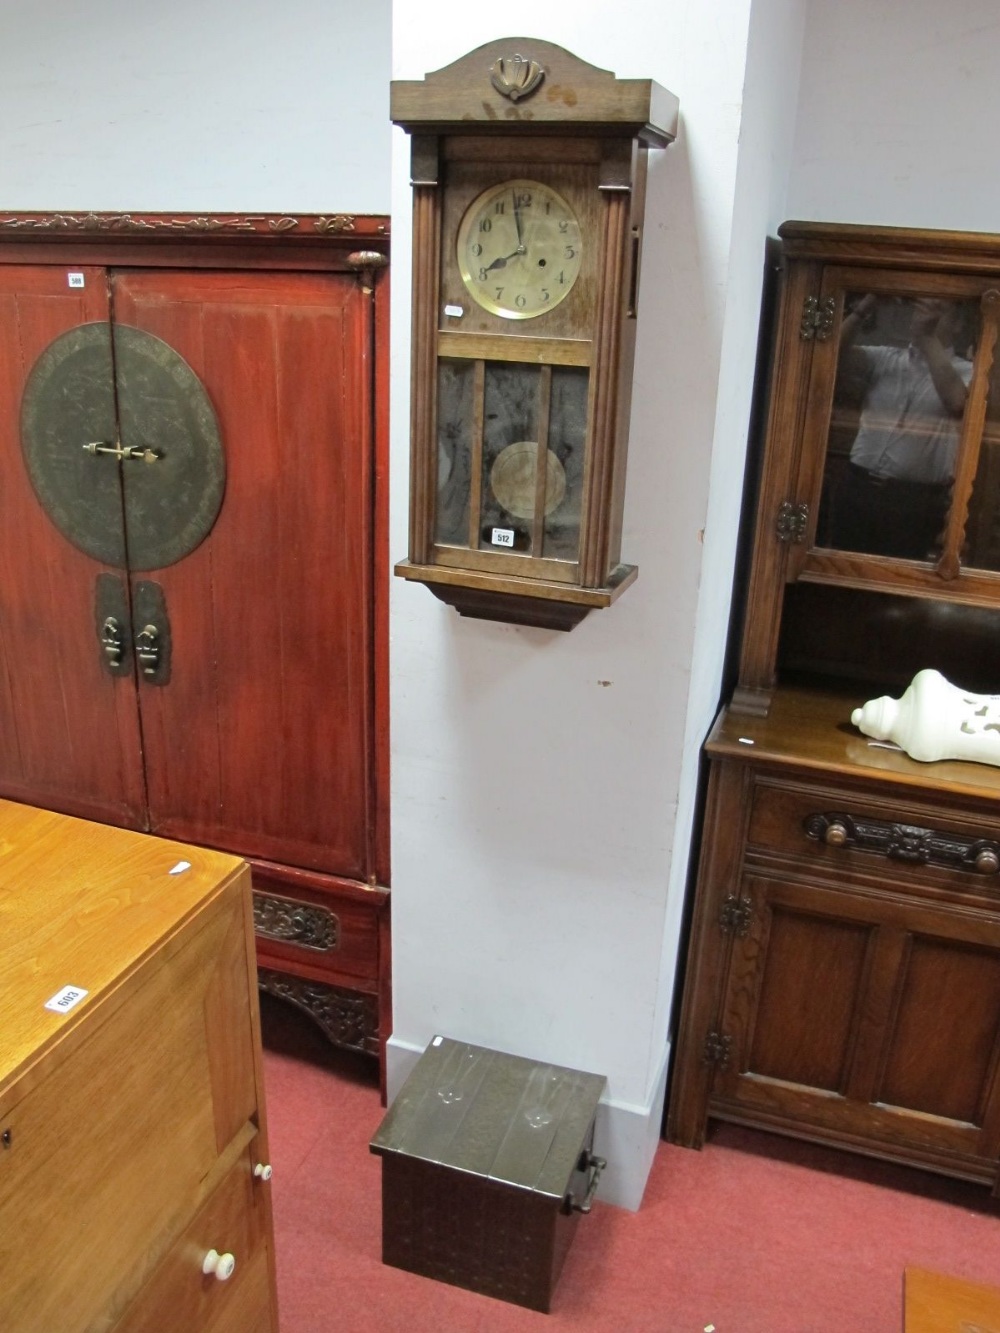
[713,874,1000,1181]
[111,269,374,878]
[0,266,147,826]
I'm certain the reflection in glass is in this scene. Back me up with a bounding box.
[436,359,588,560]
[479,362,541,552]
[543,367,588,562]
[820,293,979,561]
[965,346,1000,570]
[436,359,475,546]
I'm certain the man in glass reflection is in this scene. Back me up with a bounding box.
[829,295,974,560]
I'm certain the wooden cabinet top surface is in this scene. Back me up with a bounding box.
[709,684,1000,802]
[0,800,245,1093]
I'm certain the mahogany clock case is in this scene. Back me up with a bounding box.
[0,211,391,1071]
[392,39,678,629]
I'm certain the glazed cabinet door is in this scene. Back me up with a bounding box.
[111,269,375,879]
[712,873,1000,1183]
[788,267,1000,588]
[0,266,147,826]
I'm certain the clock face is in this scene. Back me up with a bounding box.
[456,178,583,320]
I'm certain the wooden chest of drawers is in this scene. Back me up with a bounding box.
[0,801,279,1332]
[668,687,1000,1192]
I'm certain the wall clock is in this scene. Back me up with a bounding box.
[391,38,678,629]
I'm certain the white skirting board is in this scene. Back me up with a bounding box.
[383,1034,670,1212]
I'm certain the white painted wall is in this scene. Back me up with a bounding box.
[388,0,807,1207]
[656,0,808,1058]
[787,0,1000,230]
[0,0,390,212]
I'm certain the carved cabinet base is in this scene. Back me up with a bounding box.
[667,686,1000,1194]
[251,863,389,1070]
[258,971,379,1057]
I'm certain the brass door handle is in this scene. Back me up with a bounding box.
[131,582,171,686]
[135,624,160,676]
[95,575,132,677]
[101,616,126,669]
[83,441,160,463]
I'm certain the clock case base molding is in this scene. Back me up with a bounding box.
[395,558,637,630]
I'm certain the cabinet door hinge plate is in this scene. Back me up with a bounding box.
[702,1029,733,1069]
[776,500,809,543]
[800,294,836,341]
[718,894,753,936]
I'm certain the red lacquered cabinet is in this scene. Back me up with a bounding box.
[0,212,391,1071]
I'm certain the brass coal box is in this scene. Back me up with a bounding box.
[370,1036,606,1312]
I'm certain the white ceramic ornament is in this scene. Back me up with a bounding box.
[851,668,1000,766]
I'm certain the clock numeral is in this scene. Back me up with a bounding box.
[495,287,504,300]
[558,271,567,285]
[479,218,492,233]
[541,289,550,302]
[514,191,532,208]
[478,267,488,281]
[471,242,482,256]
[494,201,505,215]
[558,220,569,233]
[514,294,527,309]
[564,246,576,260]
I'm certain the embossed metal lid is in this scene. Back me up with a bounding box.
[370,1036,606,1198]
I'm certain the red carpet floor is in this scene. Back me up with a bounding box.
[260,998,1000,1332]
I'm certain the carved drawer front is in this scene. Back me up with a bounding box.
[251,876,379,987]
[115,1145,273,1333]
[746,778,1000,894]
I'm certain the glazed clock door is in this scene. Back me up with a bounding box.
[111,269,374,878]
[0,266,146,826]
[432,159,601,584]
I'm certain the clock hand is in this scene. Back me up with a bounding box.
[513,189,524,249]
[484,248,523,273]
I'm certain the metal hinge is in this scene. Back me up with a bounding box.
[702,1030,732,1069]
[718,894,753,937]
[776,500,809,543]
[800,294,836,341]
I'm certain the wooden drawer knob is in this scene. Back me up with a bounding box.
[202,1249,236,1282]
[823,821,848,848]
[254,1162,273,1181]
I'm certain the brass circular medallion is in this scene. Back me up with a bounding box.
[490,441,567,520]
[20,322,225,571]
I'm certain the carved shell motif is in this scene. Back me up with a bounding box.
[490,54,545,102]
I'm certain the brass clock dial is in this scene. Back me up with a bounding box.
[456,178,583,319]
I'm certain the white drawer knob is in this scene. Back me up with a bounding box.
[253,1162,272,1181]
[202,1249,236,1281]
